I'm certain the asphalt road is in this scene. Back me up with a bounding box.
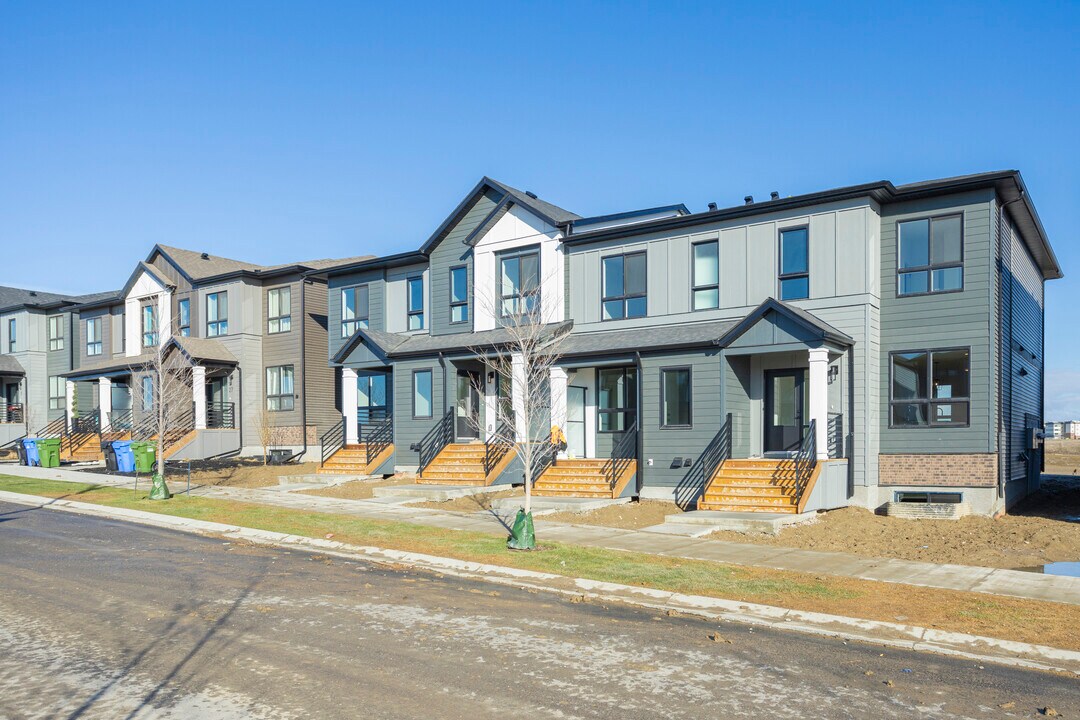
[0,501,1077,720]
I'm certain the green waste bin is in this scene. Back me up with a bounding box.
[36,438,61,468]
[130,441,157,473]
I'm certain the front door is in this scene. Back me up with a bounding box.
[764,369,807,454]
[566,386,586,457]
[456,371,481,441]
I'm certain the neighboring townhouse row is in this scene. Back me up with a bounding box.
[317,171,1060,516]
[1,246,369,463]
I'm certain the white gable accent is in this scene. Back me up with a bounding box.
[473,204,565,331]
[124,269,172,356]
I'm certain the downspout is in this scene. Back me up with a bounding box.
[236,364,244,456]
[438,352,448,417]
[634,350,644,497]
[287,280,309,464]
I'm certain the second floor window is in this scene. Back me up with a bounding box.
[499,249,540,318]
[449,266,469,324]
[8,318,15,352]
[692,241,719,310]
[266,365,295,411]
[898,215,963,296]
[142,305,157,347]
[206,292,228,337]
[890,348,970,427]
[49,376,64,410]
[779,227,809,301]
[602,251,647,320]
[268,287,291,334]
[177,299,190,337]
[85,317,102,356]
[407,276,424,330]
[48,315,64,351]
[341,285,369,337]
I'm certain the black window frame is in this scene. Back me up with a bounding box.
[265,364,295,412]
[177,298,191,337]
[49,376,64,410]
[449,265,470,325]
[407,275,425,331]
[48,315,64,351]
[340,285,370,338]
[888,346,971,428]
[141,304,158,347]
[412,368,433,419]
[778,226,810,301]
[659,366,693,429]
[267,286,291,335]
[7,318,15,352]
[691,240,720,311]
[498,246,542,319]
[597,366,638,433]
[206,291,228,337]
[896,213,965,298]
[601,250,648,321]
[85,317,103,356]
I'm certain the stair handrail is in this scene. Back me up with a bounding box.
[364,413,394,466]
[159,405,196,458]
[417,408,454,476]
[608,420,638,490]
[793,419,818,503]
[320,416,346,467]
[71,408,100,436]
[528,438,557,482]
[701,413,733,485]
[482,419,515,477]
[105,409,134,434]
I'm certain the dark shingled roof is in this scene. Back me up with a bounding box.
[0,285,121,312]
[155,245,375,282]
[0,355,26,375]
[485,178,581,225]
[334,322,574,363]
[560,319,739,357]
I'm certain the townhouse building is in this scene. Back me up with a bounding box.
[319,171,1059,516]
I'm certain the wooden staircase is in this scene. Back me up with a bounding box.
[416,442,517,486]
[698,458,821,514]
[533,458,638,499]
[62,433,105,463]
[318,443,395,476]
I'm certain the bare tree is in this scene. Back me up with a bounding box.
[129,338,194,495]
[468,269,569,545]
[255,398,275,464]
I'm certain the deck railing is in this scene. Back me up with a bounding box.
[417,409,454,476]
[207,402,235,429]
[827,412,844,458]
[1,403,24,424]
[320,417,346,467]
[363,414,394,467]
[106,409,134,433]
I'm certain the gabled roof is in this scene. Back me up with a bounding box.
[150,244,376,284]
[169,336,237,365]
[119,261,174,300]
[715,298,853,348]
[560,318,738,357]
[0,285,115,313]
[0,355,26,375]
[332,327,410,364]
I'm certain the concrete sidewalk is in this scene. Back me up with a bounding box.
[4,463,1079,606]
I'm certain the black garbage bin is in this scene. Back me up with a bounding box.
[15,442,26,466]
[104,443,118,472]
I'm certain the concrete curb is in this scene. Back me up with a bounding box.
[2,489,1077,676]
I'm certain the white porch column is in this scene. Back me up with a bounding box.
[511,353,526,442]
[549,366,568,457]
[808,347,829,460]
[342,367,359,445]
[98,377,112,430]
[192,365,207,430]
[64,380,75,431]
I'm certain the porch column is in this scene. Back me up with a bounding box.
[64,380,75,431]
[808,347,829,460]
[342,367,359,445]
[549,366,568,457]
[511,352,526,442]
[192,365,207,430]
[98,377,112,430]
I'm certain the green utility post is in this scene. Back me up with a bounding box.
[506,508,535,550]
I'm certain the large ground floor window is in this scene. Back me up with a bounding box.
[890,348,970,427]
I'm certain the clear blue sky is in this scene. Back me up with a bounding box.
[2,1,1078,415]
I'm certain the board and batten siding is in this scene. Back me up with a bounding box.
[878,189,996,456]
[392,357,445,469]
[428,189,502,337]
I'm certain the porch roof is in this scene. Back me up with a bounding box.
[170,336,238,365]
[334,321,575,363]
[715,298,853,349]
[560,318,738,357]
[62,337,237,380]
[0,355,25,376]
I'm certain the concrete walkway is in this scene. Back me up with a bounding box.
[4,463,1079,606]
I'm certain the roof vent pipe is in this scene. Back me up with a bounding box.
[707,202,718,211]
[200,252,210,259]
[770,191,780,200]
[744,195,754,205]
[525,190,538,199]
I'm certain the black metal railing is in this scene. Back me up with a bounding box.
[207,402,235,429]
[418,409,454,475]
[71,410,100,435]
[106,409,134,433]
[827,412,843,459]
[528,438,557,482]
[320,416,346,466]
[701,413,733,483]
[483,419,515,477]
[363,414,394,466]
[33,414,67,439]
[131,411,157,442]
[1,403,24,424]
[793,419,818,505]
[607,420,638,490]
[358,406,389,424]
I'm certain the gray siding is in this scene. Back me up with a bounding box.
[45,312,75,422]
[260,276,305,436]
[723,354,751,458]
[878,189,996,456]
[303,279,339,436]
[392,357,445,469]
[428,189,501,336]
[77,306,113,367]
[327,269,385,362]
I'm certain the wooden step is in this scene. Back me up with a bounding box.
[317,443,394,476]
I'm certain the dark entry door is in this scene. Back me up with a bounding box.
[764,369,806,454]
[456,371,481,441]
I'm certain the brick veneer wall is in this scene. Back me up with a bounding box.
[878,454,998,487]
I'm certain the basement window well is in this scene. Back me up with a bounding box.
[894,491,963,504]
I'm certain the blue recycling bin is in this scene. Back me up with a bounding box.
[111,440,135,473]
[22,438,40,467]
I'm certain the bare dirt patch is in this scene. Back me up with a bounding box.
[300,477,413,501]
[411,487,522,512]
[543,499,682,529]
[77,457,318,489]
[1046,438,1080,476]
[706,475,1080,569]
